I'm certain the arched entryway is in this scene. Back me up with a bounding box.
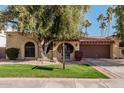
[25,42,35,58]
[57,43,74,60]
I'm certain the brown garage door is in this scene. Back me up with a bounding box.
[0,47,6,59]
[80,45,110,58]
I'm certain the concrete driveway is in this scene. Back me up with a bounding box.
[0,78,124,88]
[85,59,124,79]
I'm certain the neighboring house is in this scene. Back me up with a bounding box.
[6,31,123,61]
[0,30,6,59]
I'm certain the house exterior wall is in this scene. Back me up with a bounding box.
[6,32,39,59]
[111,38,121,59]
[6,32,122,61]
[6,32,79,61]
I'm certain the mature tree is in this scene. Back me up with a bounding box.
[0,20,4,31]
[114,6,124,41]
[0,12,6,31]
[0,5,90,69]
[82,19,91,36]
[106,7,113,36]
[97,14,106,36]
[49,5,90,69]
[114,5,124,47]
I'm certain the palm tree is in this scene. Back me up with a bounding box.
[97,14,106,36]
[82,19,91,36]
[99,22,107,36]
[106,7,113,36]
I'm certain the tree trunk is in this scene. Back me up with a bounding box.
[108,22,110,36]
[62,42,65,70]
[101,29,104,36]
[104,27,107,36]
[101,29,102,36]
[38,40,48,62]
[101,21,103,36]
[84,27,87,37]
[85,27,87,36]
[44,40,53,55]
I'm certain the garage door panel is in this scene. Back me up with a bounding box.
[80,45,110,58]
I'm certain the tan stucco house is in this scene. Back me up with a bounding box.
[6,31,124,62]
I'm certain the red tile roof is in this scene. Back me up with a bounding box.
[80,36,115,45]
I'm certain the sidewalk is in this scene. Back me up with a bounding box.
[0,78,124,88]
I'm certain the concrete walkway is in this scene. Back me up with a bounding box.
[85,59,124,79]
[0,78,124,88]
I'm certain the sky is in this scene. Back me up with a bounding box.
[85,5,116,36]
[0,5,116,36]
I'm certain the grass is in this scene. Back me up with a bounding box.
[0,64,108,78]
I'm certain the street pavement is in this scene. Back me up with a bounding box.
[0,78,124,88]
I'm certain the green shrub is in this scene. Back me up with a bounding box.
[6,48,19,60]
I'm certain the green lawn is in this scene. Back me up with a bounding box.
[0,64,108,78]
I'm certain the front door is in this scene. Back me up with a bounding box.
[25,42,35,58]
[61,43,74,61]
[64,44,71,60]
